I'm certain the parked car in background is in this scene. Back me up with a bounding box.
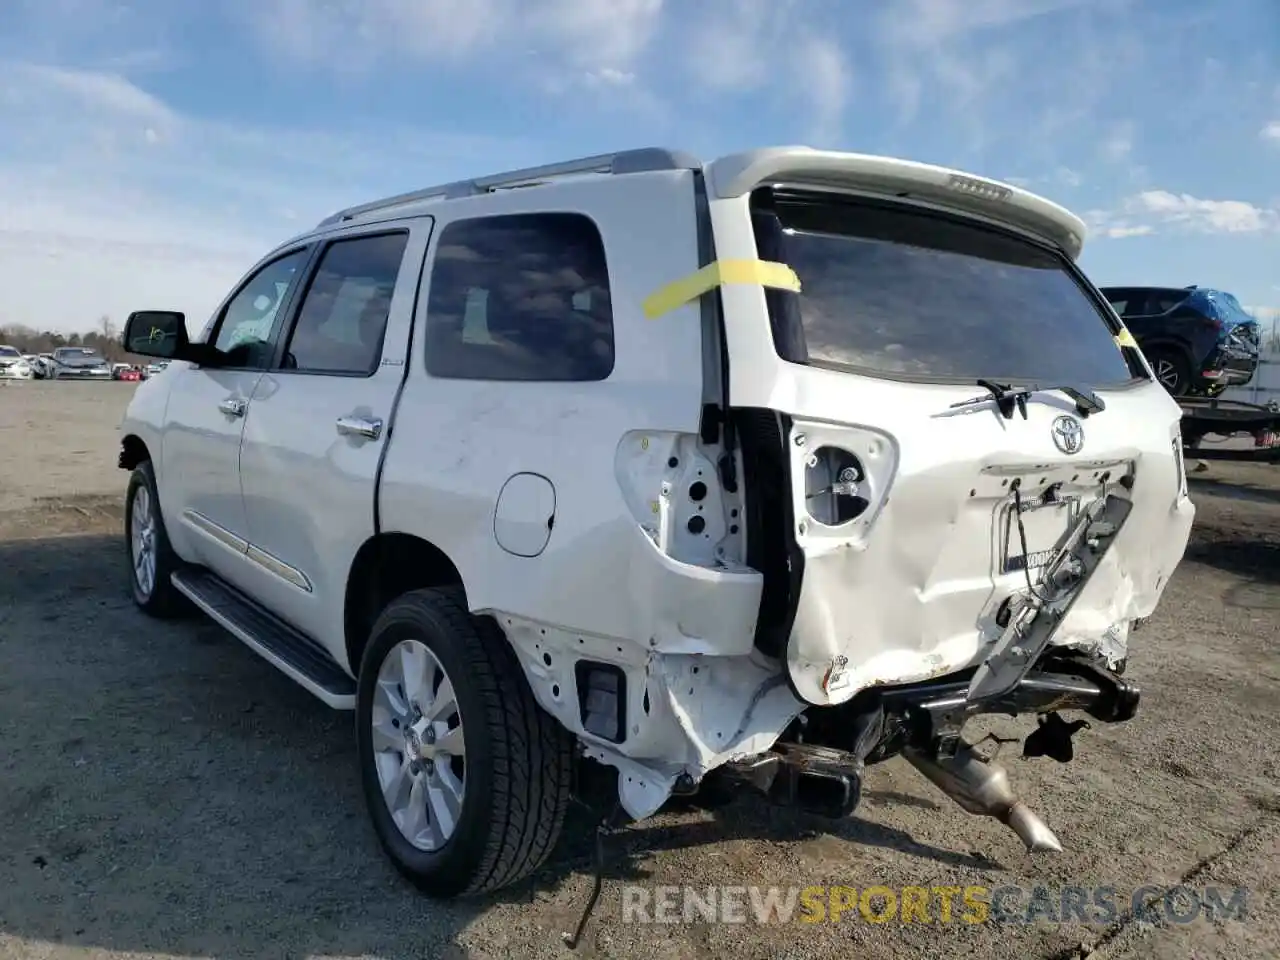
[49,346,113,380]
[0,345,34,379]
[119,366,142,382]
[1099,285,1260,397]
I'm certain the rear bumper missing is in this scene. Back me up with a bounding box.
[718,656,1138,816]
[881,654,1139,743]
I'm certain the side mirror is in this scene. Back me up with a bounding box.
[122,310,190,360]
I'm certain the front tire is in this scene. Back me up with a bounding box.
[356,586,574,897]
[125,461,190,617]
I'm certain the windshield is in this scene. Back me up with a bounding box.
[752,189,1142,387]
[0,346,19,358]
[56,347,101,358]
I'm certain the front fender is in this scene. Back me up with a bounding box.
[118,368,177,522]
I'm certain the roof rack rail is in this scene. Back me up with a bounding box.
[316,146,701,228]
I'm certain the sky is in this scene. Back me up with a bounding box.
[1,0,1278,337]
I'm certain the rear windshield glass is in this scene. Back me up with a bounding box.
[754,190,1139,386]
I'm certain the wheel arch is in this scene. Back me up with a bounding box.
[343,532,467,676]
[1133,335,1194,360]
[119,433,151,471]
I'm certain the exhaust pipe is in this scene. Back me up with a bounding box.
[903,741,1062,853]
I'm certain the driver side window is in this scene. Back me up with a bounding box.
[211,248,310,368]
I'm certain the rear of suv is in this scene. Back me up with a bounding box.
[1099,285,1260,397]
[117,146,1194,903]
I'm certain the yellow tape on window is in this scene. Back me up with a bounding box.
[642,259,801,319]
[1114,327,1138,349]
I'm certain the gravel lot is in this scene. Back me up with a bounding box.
[1,380,1277,960]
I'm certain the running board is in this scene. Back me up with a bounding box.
[171,569,356,709]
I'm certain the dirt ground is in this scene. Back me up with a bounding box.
[1,380,1277,960]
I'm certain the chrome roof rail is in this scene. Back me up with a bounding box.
[316,147,701,228]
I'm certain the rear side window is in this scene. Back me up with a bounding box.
[424,213,614,381]
[1146,292,1187,315]
[754,190,1140,386]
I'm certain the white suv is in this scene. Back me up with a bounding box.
[117,146,1194,899]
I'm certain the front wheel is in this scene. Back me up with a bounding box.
[356,586,574,897]
[125,462,191,617]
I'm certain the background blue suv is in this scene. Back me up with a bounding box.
[1099,285,1261,397]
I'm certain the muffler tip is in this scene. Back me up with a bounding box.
[1005,802,1063,853]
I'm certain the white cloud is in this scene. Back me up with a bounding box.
[1104,224,1153,239]
[796,34,853,143]
[585,68,636,87]
[4,61,174,122]
[1085,190,1280,240]
[1126,190,1278,233]
[673,0,853,143]
[1055,167,1084,187]
[1101,120,1134,161]
[1262,120,1280,143]
[873,0,1104,126]
[1081,208,1154,240]
[0,60,534,332]
[237,0,664,79]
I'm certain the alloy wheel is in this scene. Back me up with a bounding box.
[371,638,467,851]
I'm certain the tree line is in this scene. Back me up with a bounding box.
[0,316,152,365]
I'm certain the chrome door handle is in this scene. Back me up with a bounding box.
[218,397,247,418]
[335,415,383,440]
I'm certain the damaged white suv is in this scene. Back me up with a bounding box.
[117,146,1194,899]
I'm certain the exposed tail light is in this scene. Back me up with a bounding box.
[790,423,896,547]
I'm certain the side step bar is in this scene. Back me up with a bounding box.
[171,569,356,709]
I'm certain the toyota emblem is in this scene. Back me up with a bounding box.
[1051,415,1084,455]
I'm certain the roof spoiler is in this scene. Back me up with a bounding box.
[705,147,1089,261]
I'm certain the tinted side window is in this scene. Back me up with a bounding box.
[424,213,614,381]
[213,249,309,369]
[1148,293,1186,314]
[282,232,409,375]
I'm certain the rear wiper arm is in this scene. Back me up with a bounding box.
[951,379,1031,420]
[950,380,1107,420]
[1043,383,1106,417]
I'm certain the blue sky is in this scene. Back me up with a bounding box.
[1,0,1277,336]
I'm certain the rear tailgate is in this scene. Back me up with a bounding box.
[702,150,1194,705]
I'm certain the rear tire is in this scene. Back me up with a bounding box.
[125,461,191,618]
[356,586,574,897]
[1147,348,1193,397]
